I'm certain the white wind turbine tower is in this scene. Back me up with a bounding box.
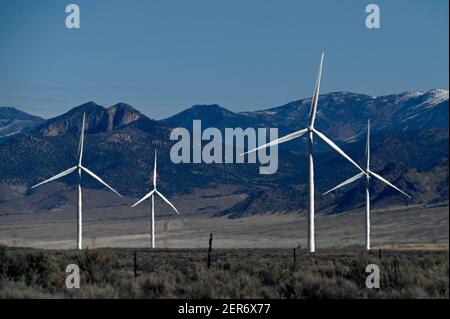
[242,53,365,253]
[323,120,411,250]
[131,150,180,248]
[31,113,122,250]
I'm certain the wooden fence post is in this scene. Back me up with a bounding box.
[293,248,297,269]
[134,251,138,277]
[207,233,213,269]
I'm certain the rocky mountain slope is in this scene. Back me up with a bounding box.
[0,107,44,142]
[165,89,448,148]
[0,90,448,217]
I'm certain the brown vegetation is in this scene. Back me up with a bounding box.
[0,246,448,299]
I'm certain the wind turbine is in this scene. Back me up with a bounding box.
[241,53,365,253]
[31,113,122,250]
[131,150,180,248]
[323,120,411,250]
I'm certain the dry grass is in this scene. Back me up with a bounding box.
[0,246,448,299]
[375,243,449,251]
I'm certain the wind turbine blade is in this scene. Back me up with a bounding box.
[323,172,365,195]
[78,113,86,165]
[366,119,370,170]
[31,166,77,189]
[240,128,308,156]
[369,171,411,198]
[80,166,123,197]
[131,190,155,207]
[309,52,324,127]
[153,150,157,188]
[313,129,365,173]
[155,190,180,215]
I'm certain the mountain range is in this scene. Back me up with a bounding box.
[0,89,448,217]
[0,107,44,143]
[165,89,448,143]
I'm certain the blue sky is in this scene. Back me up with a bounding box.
[0,0,448,119]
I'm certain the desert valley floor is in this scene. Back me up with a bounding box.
[0,185,448,250]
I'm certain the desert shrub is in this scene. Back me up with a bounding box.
[0,248,448,299]
[68,283,120,299]
[114,276,141,299]
[0,245,7,277]
[0,279,61,299]
[75,249,115,284]
[343,253,375,288]
[140,271,176,298]
[4,251,61,289]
